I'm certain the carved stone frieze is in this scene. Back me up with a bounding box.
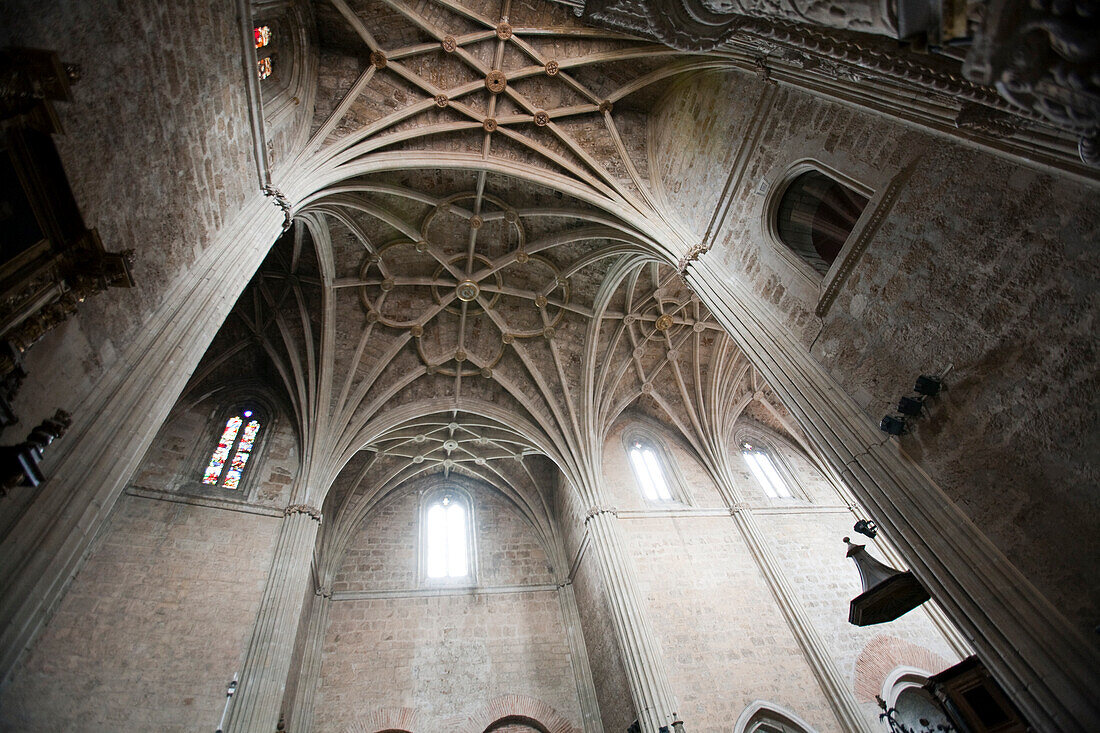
[954,101,1030,138]
[262,185,294,230]
[284,504,323,523]
[584,0,896,52]
[964,0,1100,165]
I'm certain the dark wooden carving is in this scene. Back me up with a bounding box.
[0,409,71,494]
[0,48,135,426]
[964,0,1100,165]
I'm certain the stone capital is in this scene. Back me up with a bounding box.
[284,504,323,523]
[583,505,618,523]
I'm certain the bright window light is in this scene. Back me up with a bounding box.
[426,495,468,578]
[629,441,672,501]
[742,442,792,499]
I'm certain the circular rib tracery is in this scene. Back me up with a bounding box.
[357,192,572,377]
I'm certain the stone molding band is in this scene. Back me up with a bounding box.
[583,505,618,523]
[284,504,323,523]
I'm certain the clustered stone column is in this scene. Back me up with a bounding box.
[685,262,1100,731]
[226,505,322,733]
[584,505,683,733]
[723,495,871,732]
[556,580,605,733]
[287,587,332,733]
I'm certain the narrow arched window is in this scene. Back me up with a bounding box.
[425,492,469,579]
[741,440,792,499]
[254,24,275,79]
[628,438,673,502]
[202,410,261,490]
[776,170,868,275]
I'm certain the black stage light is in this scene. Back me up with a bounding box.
[897,396,924,416]
[879,415,906,435]
[914,374,942,396]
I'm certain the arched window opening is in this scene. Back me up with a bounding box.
[776,170,869,275]
[202,410,262,489]
[734,701,816,733]
[253,22,277,80]
[741,441,793,499]
[425,492,469,579]
[628,438,673,502]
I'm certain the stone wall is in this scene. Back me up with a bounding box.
[129,396,300,510]
[594,414,960,730]
[650,68,1100,640]
[0,495,280,732]
[0,0,265,434]
[314,480,583,732]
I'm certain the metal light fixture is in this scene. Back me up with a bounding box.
[880,415,907,435]
[853,519,878,538]
[844,537,930,626]
[914,374,942,396]
[897,396,924,416]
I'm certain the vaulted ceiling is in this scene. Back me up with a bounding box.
[184,0,805,550]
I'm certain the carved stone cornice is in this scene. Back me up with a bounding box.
[583,505,618,523]
[284,504,323,523]
[262,185,294,230]
[963,0,1100,165]
[676,242,710,273]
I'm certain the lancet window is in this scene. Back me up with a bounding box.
[423,490,473,581]
[740,440,793,499]
[625,430,688,504]
[202,410,262,490]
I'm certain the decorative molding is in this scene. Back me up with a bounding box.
[729,501,750,515]
[815,158,919,317]
[262,185,293,230]
[331,582,559,601]
[954,102,1030,139]
[583,504,618,523]
[124,485,285,517]
[284,503,322,522]
[614,506,730,519]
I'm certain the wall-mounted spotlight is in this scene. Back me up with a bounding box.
[914,374,942,396]
[879,415,907,435]
[896,396,924,416]
[853,519,878,539]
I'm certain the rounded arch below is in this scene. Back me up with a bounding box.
[854,634,951,703]
[342,706,418,733]
[465,694,579,733]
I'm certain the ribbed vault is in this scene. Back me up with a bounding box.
[184,0,811,540]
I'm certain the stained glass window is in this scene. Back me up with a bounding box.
[257,57,272,80]
[741,441,792,499]
[202,412,261,489]
[203,417,242,484]
[628,439,673,502]
[254,26,271,48]
[425,494,469,579]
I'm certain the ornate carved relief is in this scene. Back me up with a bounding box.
[0,48,136,424]
[964,0,1100,164]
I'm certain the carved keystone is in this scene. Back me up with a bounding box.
[485,70,506,93]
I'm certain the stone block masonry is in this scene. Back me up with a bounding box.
[0,494,281,732]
